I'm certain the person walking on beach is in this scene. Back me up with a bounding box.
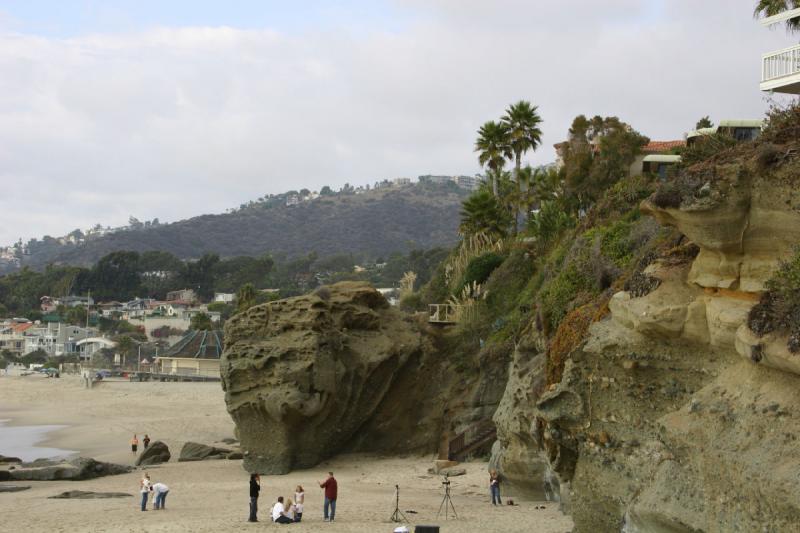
[294,485,305,522]
[152,481,170,510]
[489,469,501,506]
[271,496,293,524]
[319,471,338,522]
[248,473,261,522]
[131,434,139,454]
[140,473,151,511]
[143,434,151,450]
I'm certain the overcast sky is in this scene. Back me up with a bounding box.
[0,0,795,246]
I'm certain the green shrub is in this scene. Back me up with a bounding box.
[399,292,424,312]
[748,248,800,352]
[462,252,505,290]
[527,201,574,250]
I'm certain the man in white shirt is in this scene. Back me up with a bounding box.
[272,496,293,524]
[152,482,170,510]
[140,474,151,511]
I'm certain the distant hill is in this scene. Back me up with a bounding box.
[12,182,469,271]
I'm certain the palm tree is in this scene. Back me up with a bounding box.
[475,121,511,197]
[502,101,543,183]
[460,190,512,238]
[502,101,543,232]
[755,0,800,31]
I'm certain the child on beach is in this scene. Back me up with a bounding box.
[294,485,305,522]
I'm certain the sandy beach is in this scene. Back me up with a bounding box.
[0,374,572,532]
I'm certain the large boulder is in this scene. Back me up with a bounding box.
[135,441,171,466]
[9,457,131,481]
[178,442,231,462]
[221,281,436,474]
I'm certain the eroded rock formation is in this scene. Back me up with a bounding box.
[502,152,800,530]
[221,282,443,474]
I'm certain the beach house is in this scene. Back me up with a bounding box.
[155,329,223,378]
[760,7,800,93]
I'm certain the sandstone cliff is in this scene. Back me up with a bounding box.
[521,139,800,530]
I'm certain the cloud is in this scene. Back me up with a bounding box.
[0,0,794,246]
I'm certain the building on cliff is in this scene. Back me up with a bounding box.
[155,329,223,378]
[760,7,800,93]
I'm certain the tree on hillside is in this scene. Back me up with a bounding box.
[180,253,220,301]
[695,116,714,129]
[475,121,511,197]
[189,312,213,331]
[85,251,142,301]
[236,283,257,313]
[320,185,334,196]
[755,0,800,30]
[562,115,648,212]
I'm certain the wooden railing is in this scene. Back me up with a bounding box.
[448,419,497,461]
[429,304,462,324]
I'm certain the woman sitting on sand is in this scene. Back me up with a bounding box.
[294,485,305,522]
[285,498,296,521]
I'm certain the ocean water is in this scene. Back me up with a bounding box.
[0,419,77,461]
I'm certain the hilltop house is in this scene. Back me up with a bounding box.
[156,329,223,377]
[760,7,800,94]
[686,120,764,146]
[628,140,685,179]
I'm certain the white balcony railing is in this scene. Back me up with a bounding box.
[762,44,800,83]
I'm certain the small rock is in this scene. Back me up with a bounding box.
[0,485,30,493]
[227,452,244,460]
[49,490,132,499]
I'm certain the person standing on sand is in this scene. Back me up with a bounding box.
[140,473,151,511]
[248,473,261,522]
[489,469,501,506]
[319,471,338,522]
[294,485,305,522]
[143,434,151,449]
[131,434,139,454]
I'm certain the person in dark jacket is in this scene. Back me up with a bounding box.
[248,473,261,522]
[319,471,338,522]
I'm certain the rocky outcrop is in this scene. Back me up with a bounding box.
[221,282,445,474]
[135,441,171,466]
[0,485,30,493]
[8,457,131,481]
[515,153,800,530]
[641,163,800,292]
[178,442,231,462]
[49,490,132,499]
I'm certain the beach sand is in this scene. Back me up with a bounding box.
[0,374,573,532]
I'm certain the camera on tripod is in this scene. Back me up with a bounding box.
[441,473,450,486]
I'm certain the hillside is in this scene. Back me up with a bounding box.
[13,182,468,271]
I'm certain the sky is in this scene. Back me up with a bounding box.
[0,0,796,246]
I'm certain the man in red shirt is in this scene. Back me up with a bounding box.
[319,471,338,522]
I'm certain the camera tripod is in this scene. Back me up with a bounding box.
[436,478,458,520]
[390,484,408,523]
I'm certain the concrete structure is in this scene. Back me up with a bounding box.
[156,330,223,378]
[214,292,235,304]
[165,289,197,303]
[760,8,800,94]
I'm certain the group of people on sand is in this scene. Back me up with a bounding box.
[131,433,151,453]
[139,473,170,511]
[248,471,338,524]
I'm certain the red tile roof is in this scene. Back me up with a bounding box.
[643,140,685,153]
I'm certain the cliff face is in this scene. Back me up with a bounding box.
[502,152,800,530]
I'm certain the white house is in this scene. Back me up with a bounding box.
[760,8,800,94]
